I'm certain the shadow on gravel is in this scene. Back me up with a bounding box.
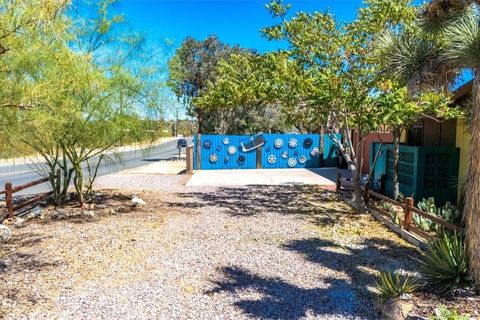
[166,185,346,217]
[208,266,359,320]
[209,237,419,320]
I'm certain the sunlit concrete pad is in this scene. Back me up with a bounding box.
[187,168,350,188]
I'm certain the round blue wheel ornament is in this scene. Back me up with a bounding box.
[203,140,212,150]
[238,155,246,165]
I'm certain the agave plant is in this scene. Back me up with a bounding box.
[419,232,470,293]
[375,270,421,301]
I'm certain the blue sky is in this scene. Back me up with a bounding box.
[117,0,366,118]
[119,0,364,52]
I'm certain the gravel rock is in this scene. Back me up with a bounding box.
[131,197,146,207]
[14,218,25,228]
[83,210,95,218]
[0,224,12,243]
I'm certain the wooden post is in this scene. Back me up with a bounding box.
[404,197,414,231]
[256,147,262,169]
[195,133,201,170]
[5,183,13,219]
[363,183,370,205]
[336,173,341,192]
[186,145,194,173]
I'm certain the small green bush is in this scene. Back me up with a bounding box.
[420,232,470,294]
[431,305,470,320]
[375,270,420,300]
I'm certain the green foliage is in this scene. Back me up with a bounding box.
[431,305,470,320]
[416,197,463,231]
[375,270,420,300]
[420,232,470,294]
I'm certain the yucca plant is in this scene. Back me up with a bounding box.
[420,232,470,293]
[375,270,421,301]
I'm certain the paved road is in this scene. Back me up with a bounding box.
[0,138,192,196]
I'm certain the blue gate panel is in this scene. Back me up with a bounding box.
[194,133,342,170]
[198,135,257,170]
[261,134,320,169]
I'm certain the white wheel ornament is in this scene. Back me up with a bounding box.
[299,156,307,164]
[288,137,298,148]
[209,153,218,163]
[274,138,284,149]
[227,146,237,155]
[310,147,320,157]
[287,157,297,168]
[281,151,289,159]
[223,137,230,145]
[267,155,277,164]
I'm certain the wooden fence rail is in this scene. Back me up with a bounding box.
[335,174,463,240]
[2,170,60,219]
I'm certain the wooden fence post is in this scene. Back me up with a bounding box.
[404,197,414,231]
[363,183,370,205]
[186,145,194,173]
[195,133,201,170]
[5,183,13,219]
[336,173,341,192]
[256,147,262,169]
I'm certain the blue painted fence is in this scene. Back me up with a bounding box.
[194,133,341,170]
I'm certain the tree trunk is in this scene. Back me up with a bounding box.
[326,131,356,171]
[392,127,401,201]
[352,133,367,213]
[464,71,480,285]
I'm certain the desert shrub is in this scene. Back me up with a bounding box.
[420,232,470,294]
[375,270,420,300]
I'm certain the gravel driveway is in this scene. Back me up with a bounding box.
[1,174,418,320]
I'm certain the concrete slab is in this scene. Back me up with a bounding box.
[187,168,351,188]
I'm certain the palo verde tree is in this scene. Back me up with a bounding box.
[6,0,163,206]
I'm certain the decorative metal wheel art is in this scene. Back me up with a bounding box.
[299,156,307,164]
[223,137,230,145]
[310,147,320,157]
[267,154,277,165]
[281,151,289,159]
[227,145,237,155]
[216,146,221,152]
[303,138,313,148]
[203,140,212,150]
[224,156,229,163]
[237,155,246,165]
[274,138,284,149]
[209,153,218,163]
[288,137,298,148]
[287,157,297,168]
[294,150,299,156]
